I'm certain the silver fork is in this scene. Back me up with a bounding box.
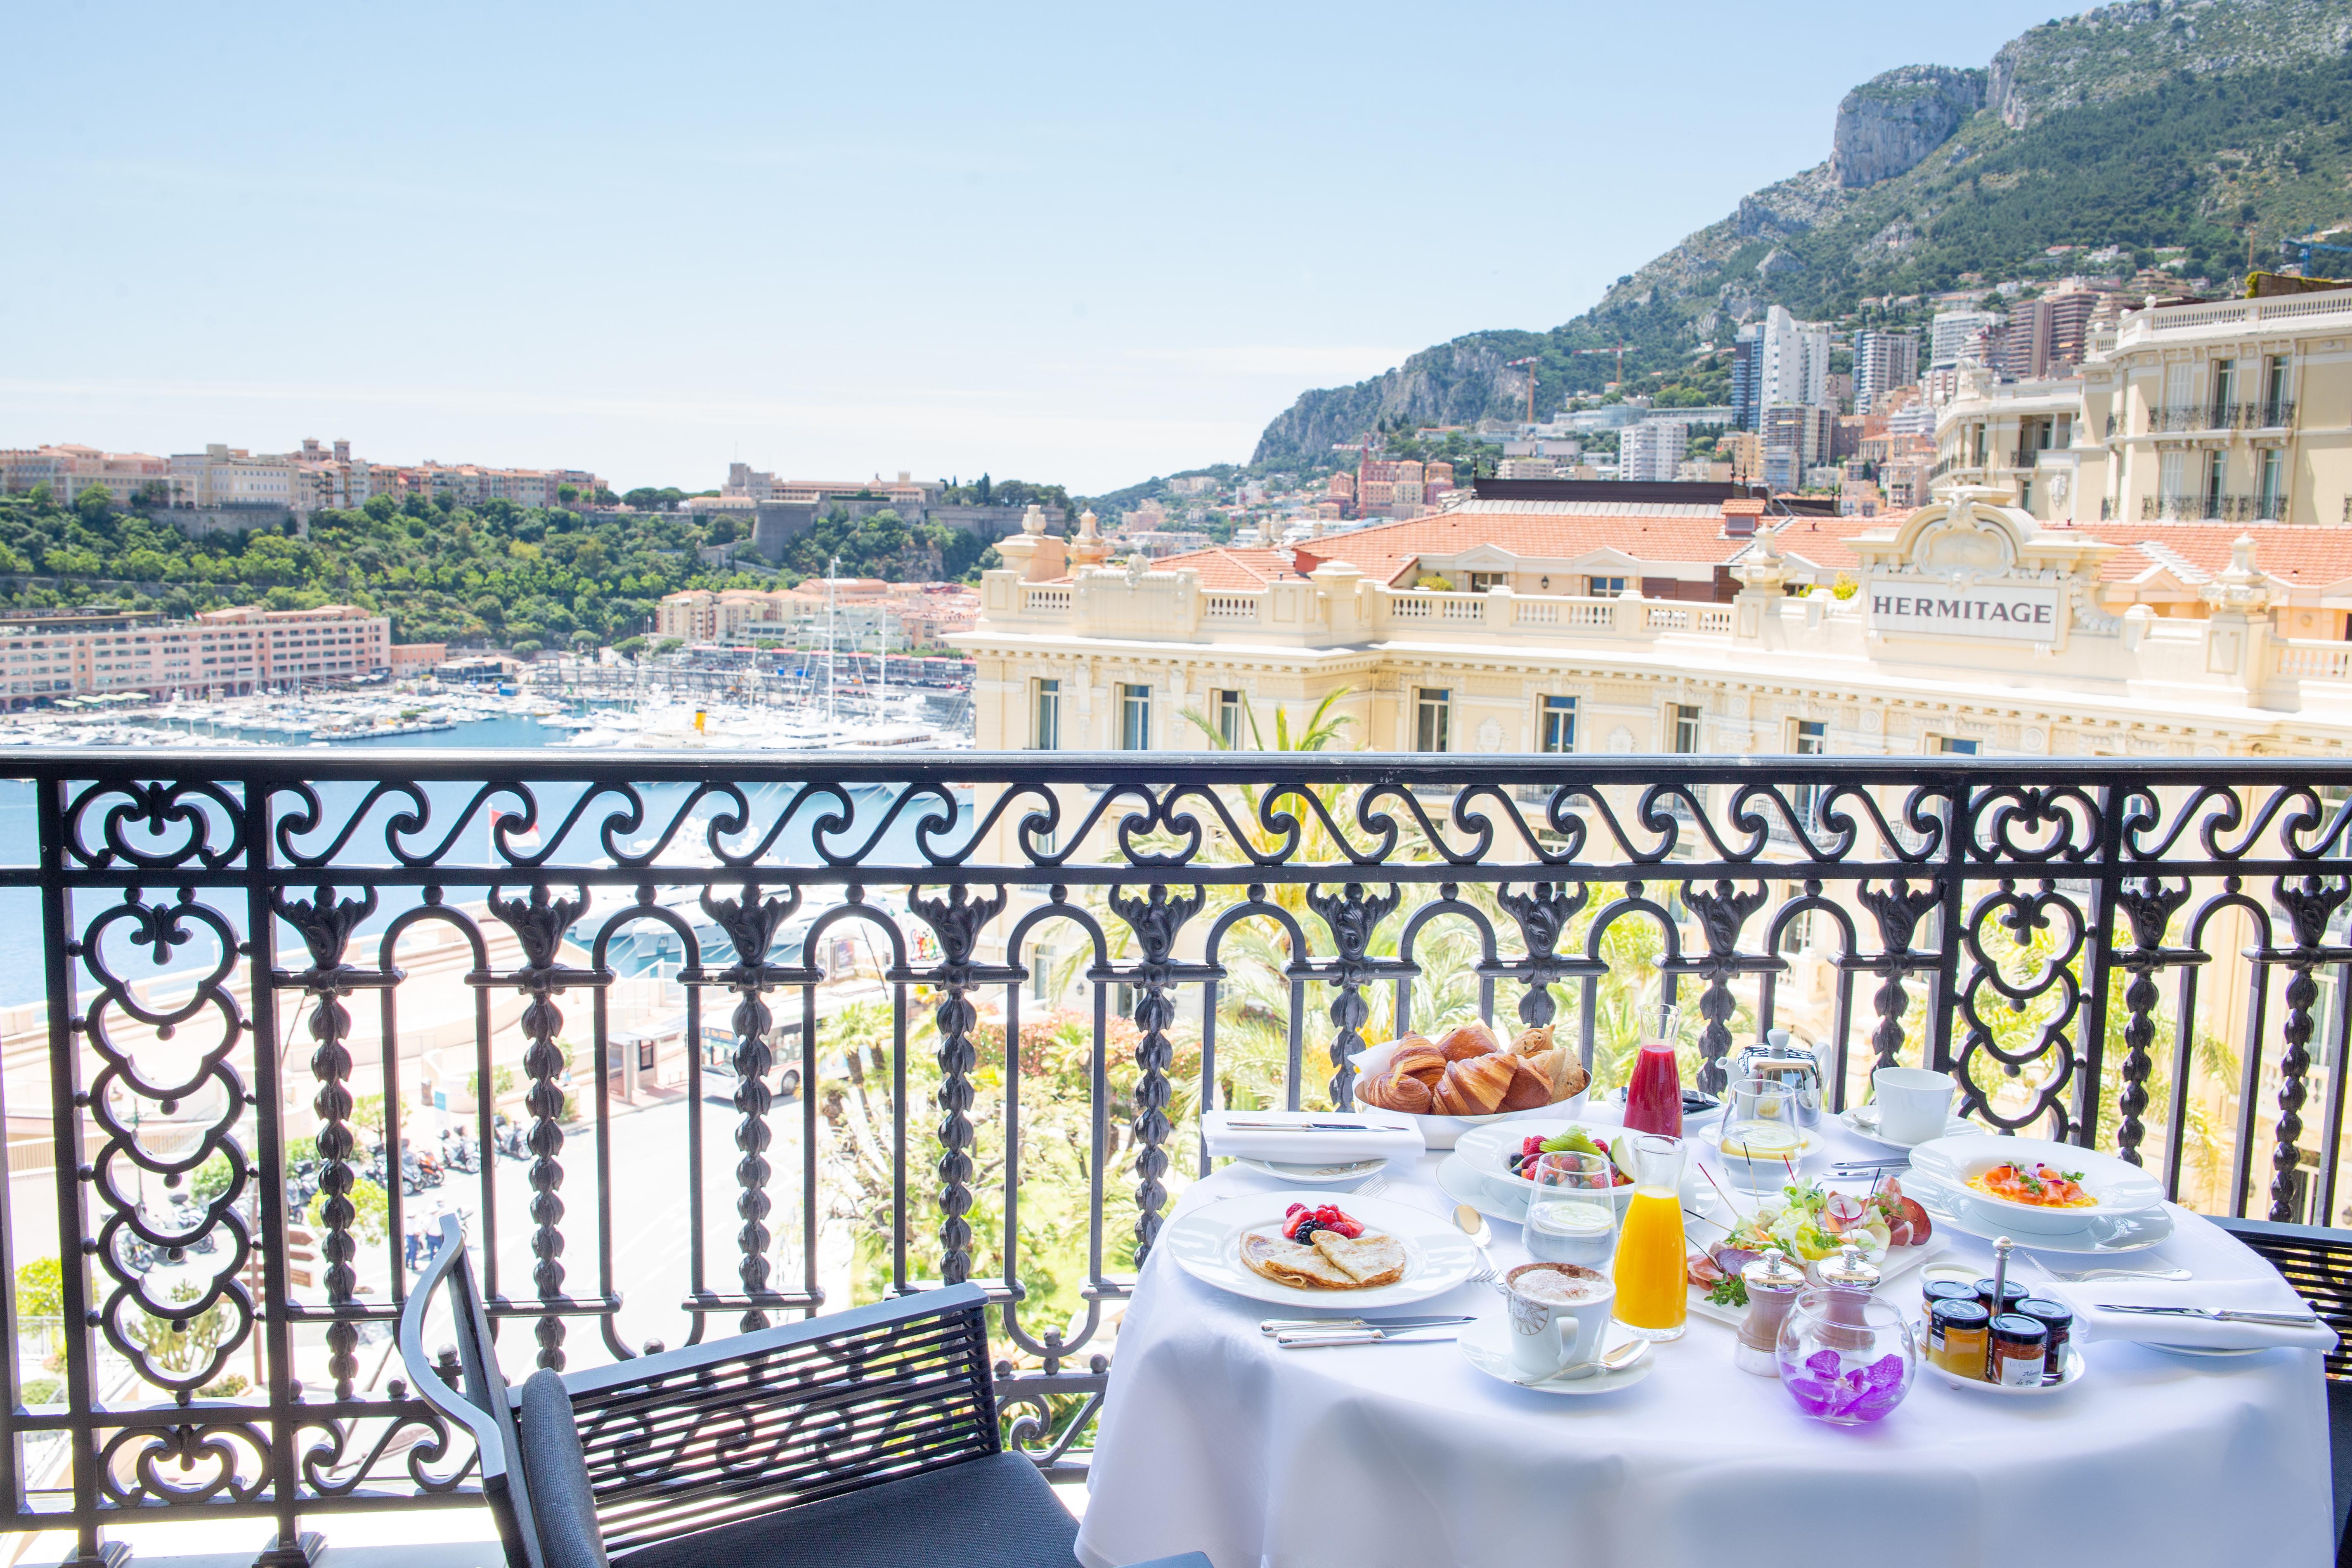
[1452,1203,1509,1292]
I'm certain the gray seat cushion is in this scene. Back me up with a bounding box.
[613,1450,1078,1568]
[518,1369,610,1568]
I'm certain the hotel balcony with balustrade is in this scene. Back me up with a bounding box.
[7,748,2352,1567]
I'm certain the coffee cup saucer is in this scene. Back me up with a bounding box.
[1840,1105,1974,1151]
[1457,1316,1655,1396]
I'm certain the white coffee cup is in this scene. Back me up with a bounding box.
[1872,1066,1956,1145]
[1503,1263,1616,1381]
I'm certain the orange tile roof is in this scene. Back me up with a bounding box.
[1156,504,1796,587]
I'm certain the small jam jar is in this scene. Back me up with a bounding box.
[1736,1248,1807,1376]
[2015,1297,2075,1377]
[1975,1277,2029,1317]
[1927,1298,1992,1379]
[1922,1279,1976,1310]
[1989,1313,2051,1387]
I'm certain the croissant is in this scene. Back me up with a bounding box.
[1361,1069,1433,1115]
[1434,1052,1516,1115]
[1498,1056,1553,1113]
[1551,1054,1592,1104]
[1509,1026,1555,1059]
[1435,1022,1501,1061]
[1391,1043,1449,1086]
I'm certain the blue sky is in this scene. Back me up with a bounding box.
[3,2,2071,494]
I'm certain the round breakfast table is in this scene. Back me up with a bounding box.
[1076,1106,2335,1568]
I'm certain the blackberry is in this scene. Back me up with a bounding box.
[1293,1220,1321,1243]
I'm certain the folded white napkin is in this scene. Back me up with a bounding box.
[1201,1110,1425,1168]
[2055,1275,2340,1354]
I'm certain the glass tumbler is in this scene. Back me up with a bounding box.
[1523,1150,1619,1268]
[1717,1074,1806,1192]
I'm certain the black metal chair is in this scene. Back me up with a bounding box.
[2215,1215,2352,1566]
[398,1216,1206,1568]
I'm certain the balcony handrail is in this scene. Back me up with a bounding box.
[14,746,2352,1561]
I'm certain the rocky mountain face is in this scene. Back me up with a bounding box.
[1249,0,2352,470]
[1830,66,1987,187]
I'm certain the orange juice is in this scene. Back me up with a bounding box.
[1612,1186,1688,1339]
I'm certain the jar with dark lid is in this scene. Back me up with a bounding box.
[1928,1298,1992,1380]
[1922,1279,1975,1308]
[1974,1277,2029,1317]
[2015,1297,2074,1376]
[1989,1312,2050,1387]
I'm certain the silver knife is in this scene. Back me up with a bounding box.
[1276,1327,1460,1348]
[1259,1315,1472,1336]
[1222,1121,1383,1131]
[2092,1304,2319,1326]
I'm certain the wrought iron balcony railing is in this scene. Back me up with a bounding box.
[2146,401,2300,433]
[2141,492,2291,521]
[8,749,2352,1564]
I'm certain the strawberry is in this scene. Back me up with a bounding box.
[1285,1202,1306,1216]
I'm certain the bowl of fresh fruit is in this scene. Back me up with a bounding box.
[1455,1121,1640,1213]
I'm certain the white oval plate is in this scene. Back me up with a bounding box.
[1456,1314,1655,1395]
[1161,1189,1478,1309]
[1922,1339,2087,1395]
[1454,1119,1641,1206]
[1234,1156,1389,1186]
[1908,1135,2165,1234]
[1839,1107,1978,1151]
[1907,1174,2175,1254]
[1436,1151,1528,1224]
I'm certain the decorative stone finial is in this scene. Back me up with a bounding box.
[1021,504,1046,536]
[2202,532,2276,613]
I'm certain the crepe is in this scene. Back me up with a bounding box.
[1310,1230,1406,1287]
[1239,1230,1359,1290]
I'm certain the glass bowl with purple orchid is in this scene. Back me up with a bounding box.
[1774,1288,1917,1426]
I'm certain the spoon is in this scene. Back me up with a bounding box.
[1454,1203,1509,1294]
[1529,1339,1649,1385]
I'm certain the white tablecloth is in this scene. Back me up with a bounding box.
[1078,1109,2335,1568]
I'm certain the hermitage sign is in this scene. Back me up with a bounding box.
[1868,581,2063,643]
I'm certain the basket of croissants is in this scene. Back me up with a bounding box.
[1352,1022,1592,1148]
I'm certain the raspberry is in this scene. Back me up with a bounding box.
[1286,1202,1306,1216]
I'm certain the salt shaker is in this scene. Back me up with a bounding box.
[1735,1247,1806,1375]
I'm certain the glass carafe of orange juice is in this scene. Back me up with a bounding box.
[1612,1132,1688,1341]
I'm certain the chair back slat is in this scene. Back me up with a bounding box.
[397,1215,544,1568]
[570,1287,998,1556]
[2215,1215,2352,1379]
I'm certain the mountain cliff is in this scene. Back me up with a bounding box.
[1251,0,2352,469]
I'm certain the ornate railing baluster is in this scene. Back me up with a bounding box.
[1307,883,1399,1109]
[698,884,801,1331]
[1854,879,1943,1078]
[2266,875,2352,1222]
[482,883,604,1371]
[912,885,1008,1287]
[1110,885,1202,1263]
[2111,878,2193,1168]
[270,887,400,1400]
[1677,880,1774,1095]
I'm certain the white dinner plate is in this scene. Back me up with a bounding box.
[1908,1134,2165,1235]
[1161,1189,1479,1309]
[1436,1152,1528,1223]
[1234,1156,1389,1186]
[1839,1107,1978,1151]
[1922,1339,2088,1395]
[1907,1173,2175,1254]
[1456,1314,1655,1395]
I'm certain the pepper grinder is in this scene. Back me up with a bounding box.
[1736,1247,1806,1376]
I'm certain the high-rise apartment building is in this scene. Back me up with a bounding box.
[1730,322,1763,430]
[1616,419,1688,484]
[1853,331,1920,414]
[1993,285,2107,381]
[1931,310,2005,370]
[1759,306,1832,410]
